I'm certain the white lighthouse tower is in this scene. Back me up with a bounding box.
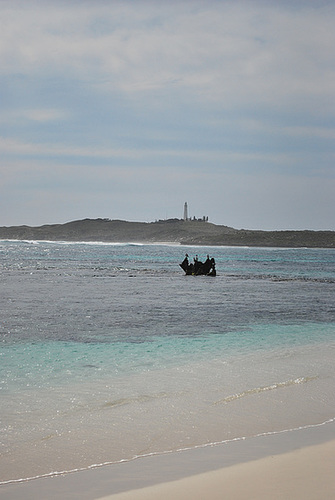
[183,202,188,221]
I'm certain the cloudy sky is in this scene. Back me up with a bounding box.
[1,0,335,230]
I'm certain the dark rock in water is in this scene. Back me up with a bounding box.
[180,255,216,276]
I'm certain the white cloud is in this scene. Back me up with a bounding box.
[0,135,297,170]
[0,137,136,158]
[1,108,69,124]
[282,125,335,140]
[1,1,335,110]
[1,1,335,229]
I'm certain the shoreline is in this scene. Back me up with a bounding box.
[2,238,334,251]
[98,439,335,500]
[1,419,335,500]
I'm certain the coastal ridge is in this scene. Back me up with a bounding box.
[0,218,334,248]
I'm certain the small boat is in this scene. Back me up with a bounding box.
[179,254,216,276]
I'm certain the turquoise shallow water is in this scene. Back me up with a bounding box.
[2,322,335,392]
[1,241,335,483]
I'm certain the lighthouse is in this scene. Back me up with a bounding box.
[183,202,188,221]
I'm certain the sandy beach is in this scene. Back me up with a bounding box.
[1,421,335,500]
[97,439,335,500]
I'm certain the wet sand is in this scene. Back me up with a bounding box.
[1,420,335,500]
[98,439,335,500]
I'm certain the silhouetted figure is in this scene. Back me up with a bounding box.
[180,253,190,273]
[208,257,216,276]
[202,254,212,274]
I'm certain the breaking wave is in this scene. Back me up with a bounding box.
[213,376,318,405]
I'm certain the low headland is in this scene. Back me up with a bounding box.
[0,218,334,247]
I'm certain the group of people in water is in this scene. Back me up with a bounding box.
[180,253,216,276]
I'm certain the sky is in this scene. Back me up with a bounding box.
[1,0,335,231]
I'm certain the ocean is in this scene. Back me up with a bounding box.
[1,240,335,485]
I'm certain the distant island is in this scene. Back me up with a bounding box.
[0,218,334,248]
